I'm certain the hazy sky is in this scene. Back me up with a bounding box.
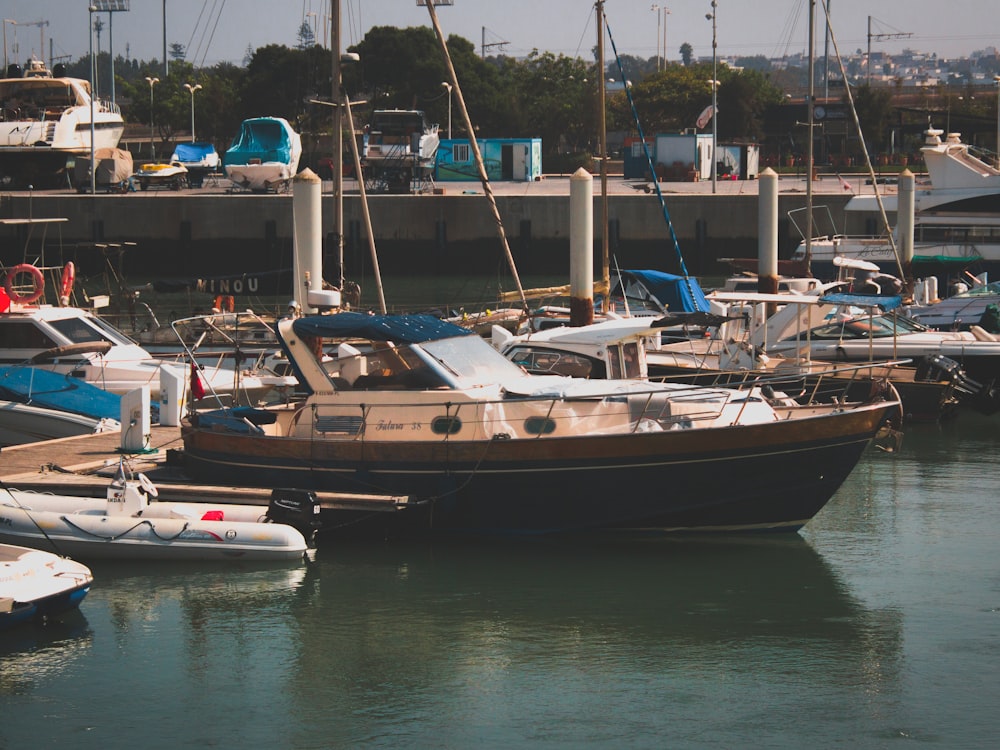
[4,1,997,70]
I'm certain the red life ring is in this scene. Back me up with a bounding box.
[59,261,76,306]
[3,263,45,305]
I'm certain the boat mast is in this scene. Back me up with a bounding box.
[597,0,609,311]
[805,0,814,271]
[423,1,528,313]
[332,0,345,291]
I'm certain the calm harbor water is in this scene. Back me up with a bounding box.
[2,413,999,748]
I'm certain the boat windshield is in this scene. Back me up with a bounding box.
[48,315,137,348]
[798,313,925,341]
[956,281,1000,298]
[419,335,526,384]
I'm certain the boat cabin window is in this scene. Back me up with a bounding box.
[507,346,599,378]
[341,343,448,390]
[0,320,58,350]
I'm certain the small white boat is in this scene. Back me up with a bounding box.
[0,466,317,562]
[0,543,93,629]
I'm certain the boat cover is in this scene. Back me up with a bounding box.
[621,270,710,313]
[818,293,902,311]
[171,142,220,167]
[0,366,121,420]
[73,147,133,186]
[224,118,294,166]
[291,313,473,344]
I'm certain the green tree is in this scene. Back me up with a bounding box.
[679,42,693,66]
[850,84,894,155]
[498,51,596,160]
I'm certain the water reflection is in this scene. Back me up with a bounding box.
[283,537,904,745]
[0,611,93,695]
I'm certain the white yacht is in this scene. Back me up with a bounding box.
[0,58,124,186]
[792,129,1000,279]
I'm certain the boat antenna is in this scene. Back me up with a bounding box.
[820,0,904,280]
[0,480,67,558]
[602,11,706,311]
[423,0,529,315]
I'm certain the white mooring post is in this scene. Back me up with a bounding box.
[120,386,151,452]
[569,167,594,327]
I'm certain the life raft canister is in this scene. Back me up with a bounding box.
[3,263,45,305]
[59,261,76,306]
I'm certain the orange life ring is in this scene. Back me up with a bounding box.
[59,261,75,306]
[212,294,235,313]
[3,263,45,305]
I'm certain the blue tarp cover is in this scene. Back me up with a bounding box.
[291,313,472,344]
[224,118,293,166]
[173,142,217,163]
[818,293,902,311]
[623,270,710,312]
[0,366,121,420]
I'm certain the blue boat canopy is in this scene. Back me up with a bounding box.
[0,366,121,420]
[224,118,294,166]
[291,313,473,344]
[173,142,218,163]
[819,293,902,311]
[621,270,710,313]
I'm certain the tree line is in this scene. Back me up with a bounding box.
[63,25,998,169]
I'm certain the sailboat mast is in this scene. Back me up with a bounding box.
[423,0,528,313]
[332,0,345,290]
[805,0,815,270]
[597,1,609,311]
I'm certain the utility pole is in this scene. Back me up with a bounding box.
[479,26,508,59]
[866,15,911,85]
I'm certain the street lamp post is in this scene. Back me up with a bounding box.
[3,19,16,72]
[145,76,159,161]
[706,1,717,194]
[650,5,670,71]
[995,75,1000,170]
[184,82,202,142]
[440,81,452,139]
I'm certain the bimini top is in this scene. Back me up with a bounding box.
[224,118,296,166]
[291,313,473,344]
[818,293,903,311]
[621,270,710,313]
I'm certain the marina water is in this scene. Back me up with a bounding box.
[2,412,998,748]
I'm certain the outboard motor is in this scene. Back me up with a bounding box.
[6,63,23,79]
[52,63,67,77]
[916,354,1000,416]
[267,489,322,542]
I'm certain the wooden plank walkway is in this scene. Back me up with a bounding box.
[1,424,411,513]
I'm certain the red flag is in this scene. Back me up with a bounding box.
[839,175,853,193]
[190,361,206,400]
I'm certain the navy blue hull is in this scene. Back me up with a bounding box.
[182,408,892,535]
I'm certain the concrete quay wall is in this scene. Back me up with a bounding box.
[2,188,858,278]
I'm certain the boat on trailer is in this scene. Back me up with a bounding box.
[0,58,124,187]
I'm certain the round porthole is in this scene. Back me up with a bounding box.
[524,417,556,435]
[432,416,462,435]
